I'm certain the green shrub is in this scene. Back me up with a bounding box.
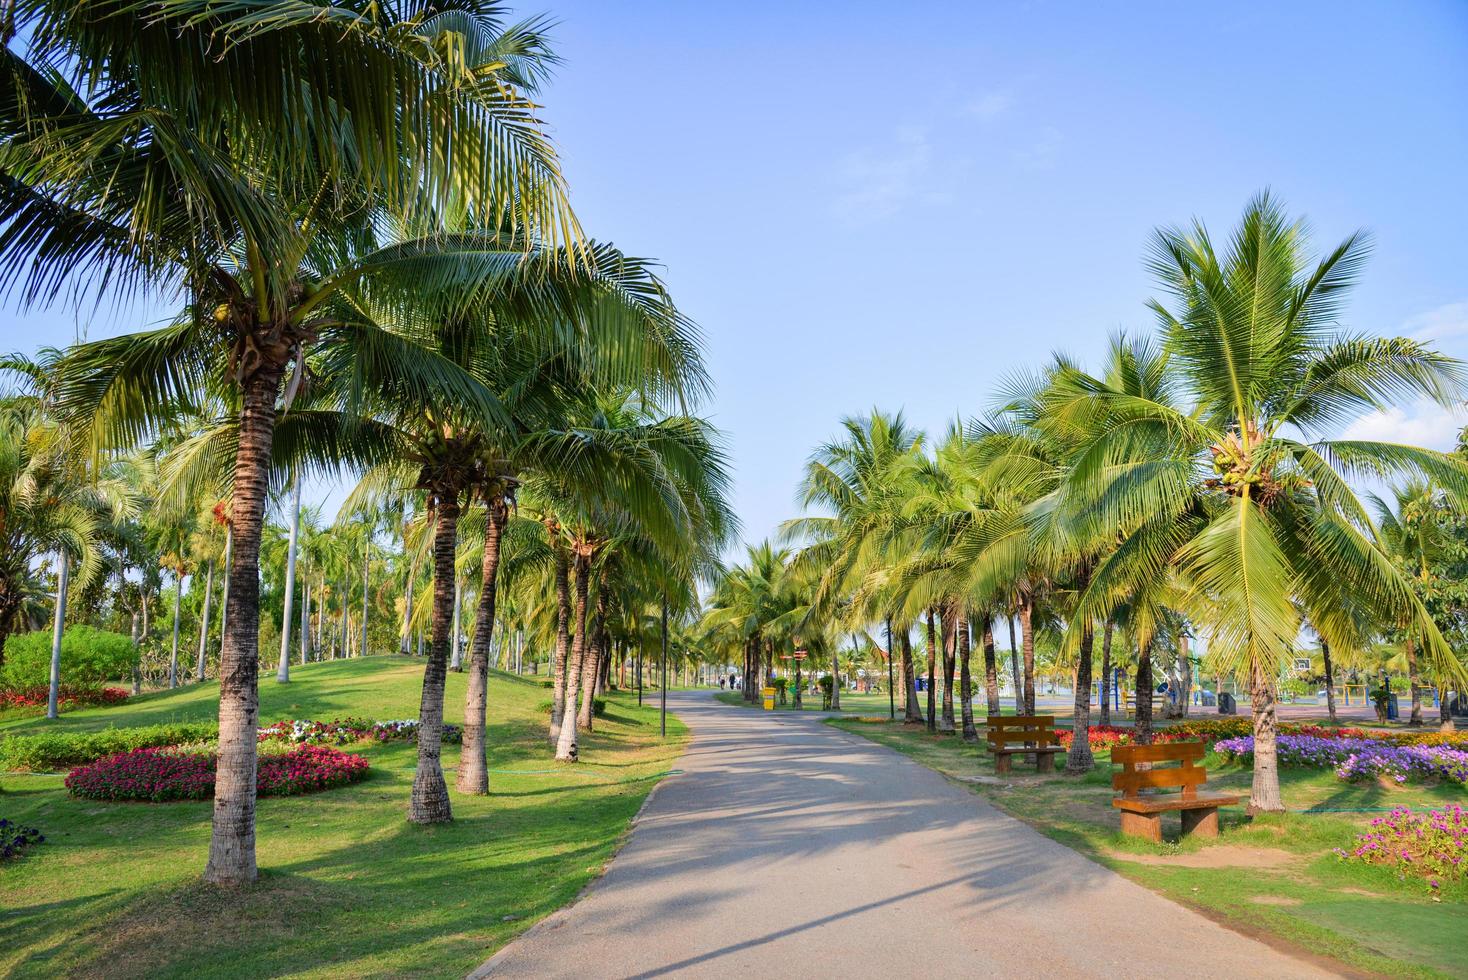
[533,698,607,718]
[0,627,139,692]
[818,675,835,709]
[0,722,218,771]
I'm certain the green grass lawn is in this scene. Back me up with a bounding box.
[713,689,898,713]
[829,716,1467,979]
[0,656,687,979]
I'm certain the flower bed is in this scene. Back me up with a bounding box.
[64,744,370,802]
[1057,725,1188,749]
[1337,806,1468,890]
[257,718,462,746]
[0,722,219,771]
[1213,735,1468,786]
[0,685,129,712]
[0,817,44,861]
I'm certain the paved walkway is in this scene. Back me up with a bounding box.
[474,692,1336,979]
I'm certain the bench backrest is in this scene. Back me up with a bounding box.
[985,715,1058,748]
[1110,741,1208,798]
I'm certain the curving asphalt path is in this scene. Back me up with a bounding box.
[473,691,1336,979]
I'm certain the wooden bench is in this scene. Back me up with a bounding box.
[1110,742,1242,842]
[985,715,1064,774]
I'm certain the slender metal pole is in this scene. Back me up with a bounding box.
[660,599,668,738]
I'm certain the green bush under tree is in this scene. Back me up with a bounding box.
[1,628,139,692]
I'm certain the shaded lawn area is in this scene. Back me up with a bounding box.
[0,656,687,979]
[829,715,1468,980]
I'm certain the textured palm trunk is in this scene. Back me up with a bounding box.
[457,495,506,795]
[205,367,282,884]
[548,536,570,743]
[555,552,591,762]
[1135,637,1154,744]
[449,573,463,671]
[938,605,956,733]
[1321,638,1338,723]
[578,580,608,730]
[829,641,842,711]
[1098,620,1113,726]
[338,573,349,657]
[195,559,214,681]
[216,529,231,664]
[1248,656,1285,813]
[168,570,182,689]
[982,620,1000,716]
[793,660,803,709]
[900,627,922,723]
[300,578,311,664]
[1178,632,1191,718]
[925,610,937,732]
[277,472,301,683]
[959,616,977,741]
[1066,623,1095,773]
[1018,596,1036,716]
[360,540,370,658]
[46,552,68,720]
[408,493,461,824]
[1007,616,1020,711]
[1404,636,1424,726]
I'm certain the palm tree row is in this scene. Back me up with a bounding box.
[716,194,1468,814]
[1,0,730,884]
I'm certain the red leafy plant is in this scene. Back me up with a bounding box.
[65,745,369,802]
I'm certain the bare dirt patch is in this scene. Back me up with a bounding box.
[1107,845,1300,870]
[1250,894,1304,906]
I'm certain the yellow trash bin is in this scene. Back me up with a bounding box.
[762,686,776,711]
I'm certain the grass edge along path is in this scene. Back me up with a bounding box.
[827,715,1467,980]
[0,656,688,979]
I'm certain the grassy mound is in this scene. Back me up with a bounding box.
[0,656,686,978]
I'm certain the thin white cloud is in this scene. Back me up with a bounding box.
[1341,399,1462,450]
[829,127,952,225]
[965,91,1014,121]
[1403,301,1468,345]
[1011,125,1062,171]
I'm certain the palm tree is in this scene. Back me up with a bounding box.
[1064,193,1468,812]
[3,2,579,883]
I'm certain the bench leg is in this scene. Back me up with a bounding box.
[1119,810,1162,843]
[1181,807,1219,838]
[995,753,1011,774]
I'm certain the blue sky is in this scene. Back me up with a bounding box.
[4,1,1467,547]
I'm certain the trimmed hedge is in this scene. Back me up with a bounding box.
[1,627,139,691]
[0,722,218,771]
[535,698,607,718]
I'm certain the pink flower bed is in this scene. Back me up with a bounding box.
[1337,806,1468,890]
[64,745,369,802]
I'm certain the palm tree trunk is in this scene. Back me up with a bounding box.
[959,615,977,741]
[338,574,348,658]
[408,492,461,824]
[1007,616,1020,712]
[205,366,283,885]
[1248,655,1285,813]
[830,639,843,711]
[1178,631,1191,718]
[1098,620,1113,726]
[1405,636,1424,726]
[458,495,506,795]
[216,528,231,664]
[300,578,311,664]
[276,472,301,683]
[169,569,183,689]
[360,538,370,658]
[1321,637,1338,724]
[46,552,68,720]
[449,573,463,672]
[549,536,571,742]
[900,625,922,723]
[1019,596,1038,716]
[925,609,938,733]
[578,579,608,730]
[1135,637,1154,744]
[939,605,956,733]
[555,552,592,762]
[982,619,1000,716]
[196,559,214,681]
[1066,622,1095,773]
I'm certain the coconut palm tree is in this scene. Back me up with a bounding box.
[2,1,579,883]
[1063,192,1468,812]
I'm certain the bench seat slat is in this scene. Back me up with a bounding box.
[1112,791,1241,814]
